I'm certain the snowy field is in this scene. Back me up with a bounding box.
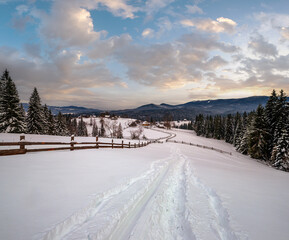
[79,117,169,140]
[1,129,289,240]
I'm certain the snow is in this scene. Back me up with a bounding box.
[1,129,289,240]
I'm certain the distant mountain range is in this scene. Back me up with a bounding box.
[23,96,269,120]
[22,104,102,115]
[112,96,269,120]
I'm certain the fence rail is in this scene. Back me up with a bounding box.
[167,139,232,155]
[0,135,150,156]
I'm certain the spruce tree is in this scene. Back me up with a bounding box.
[92,119,98,137]
[225,114,233,143]
[265,90,278,152]
[55,112,69,136]
[99,118,106,137]
[70,118,77,136]
[77,116,88,136]
[116,123,123,138]
[0,71,26,133]
[238,111,254,155]
[272,128,289,171]
[233,112,242,146]
[273,90,288,146]
[235,112,247,151]
[248,105,270,160]
[47,110,56,135]
[239,127,250,155]
[0,69,9,116]
[27,87,45,134]
[42,104,50,134]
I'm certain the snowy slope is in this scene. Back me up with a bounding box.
[0,129,289,240]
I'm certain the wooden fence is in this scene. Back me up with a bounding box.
[0,135,151,156]
[167,139,232,155]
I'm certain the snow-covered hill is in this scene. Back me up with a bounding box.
[0,129,289,240]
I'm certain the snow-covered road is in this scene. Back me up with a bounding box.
[1,129,289,240]
[39,146,241,240]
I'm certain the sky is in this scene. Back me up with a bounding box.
[0,0,289,110]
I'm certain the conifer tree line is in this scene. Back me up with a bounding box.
[193,89,289,171]
[0,69,87,136]
[0,69,125,138]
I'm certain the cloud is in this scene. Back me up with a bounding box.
[87,34,132,59]
[248,33,278,57]
[142,28,155,38]
[205,56,228,70]
[254,12,289,42]
[145,0,174,14]
[12,15,32,30]
[181,17,237,34]
[97,0,137,19]
[16,4,29,15]
[29,0,138,49]
[0,46,122,106]
[31,3,102,48]
[186,4,204,15]
[115,32,237,88]
[24,43,41,59]
[179,32,238,53]
[281,27,289,41]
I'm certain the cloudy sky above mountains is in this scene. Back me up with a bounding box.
[0,0,289,109]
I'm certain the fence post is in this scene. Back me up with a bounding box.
[134,143,136,148]
[96,136,99,149]
[19,135,25,150]
[70,135,74,151]
[122,140,124,149]
[129,142,131,148]
[112,139,114,149]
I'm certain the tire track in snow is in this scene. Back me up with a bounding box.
[41,157,170,240]
[128,149,196,240]
[86,147,196,240]
[181,153,240,240]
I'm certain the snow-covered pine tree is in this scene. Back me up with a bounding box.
[225,114,233,143]
[27,87,45,134]
[233,112,242,147]
[69,118,77,136]
[92,119,98,137]
[272,128,289,171]
[213,115,222,139]
[239,127,250,155]
[264,90,278,153]
[238,111,255,155]
[0,70,9,116]
[47,109,56,135]
[77,116,88,136]
[0,71,26,133]
[273,90,288,146]
[116,123,123,138]
[194,114,204,136]
[42,104,50,134]
[248,105,270,160]
[99,117,106,137]
[235,112,247,151]
[55,112,69,136]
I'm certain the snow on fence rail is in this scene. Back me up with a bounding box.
[167,139,232,155]
[0,135,151,156]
